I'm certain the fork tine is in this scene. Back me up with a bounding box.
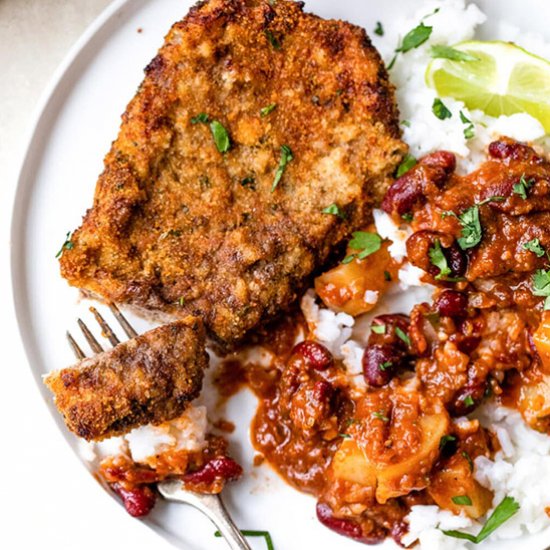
[77,318,104,353]
[67,331,86,360]
[90,306,120,346]
[109,303,138,338]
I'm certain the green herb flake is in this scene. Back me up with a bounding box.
[459,110,475,139]
[371,324,386,335]
[338,433,352,439]
[260,103,277,117]
[433,98,452,120]
[342,232,383,264]
[396,153,417,177]
[322,203,346,219]
[430,45,480,62]
[384,270,392,282]
[215,529,275,550]
[439,434,457,450]
[271,144,293,192]
[429,239,452,280]
[265,29,281,50]
[191,112,209,124]
[374,21,384,36]
[523,238,545,258]
[532,268,550,310]
[464,395,475,407]
[178,296,185,307]
[209,120,231,153]
[462,450,474,472]
[397,22,433,53]
[401,120,411,127]
[55,231,74,258]
[456,206,482,250]
[379,361,393,371]
[443,496,520,543]
[372,411,390,422]
[401,212,414,222]
[452,495,473,506]
[395,327,411,347]
[513,174,535,200]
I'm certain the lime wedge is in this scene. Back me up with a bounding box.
[426,40,550,132]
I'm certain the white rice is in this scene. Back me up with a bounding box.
[302,0,550,547]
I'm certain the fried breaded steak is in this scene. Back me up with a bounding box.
[44,318,207,441]
[60,0,406,347]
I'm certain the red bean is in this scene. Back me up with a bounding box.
[382,151,456,215]
[451,379,486,415]
[451,334,481,354]
[183,457,243,485]
[112,483,156,517]
[445,244,467,278]
[369,314,411,351]
[292,340,334,370]
[362,344,403,386]
[316,502,385,544]
[434,290,468,318]
[488,139,543,163]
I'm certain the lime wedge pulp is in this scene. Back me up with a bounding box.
[426,40,550,132]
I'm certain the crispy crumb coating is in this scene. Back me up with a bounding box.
[59,0,406,347]
[44,318,207,441]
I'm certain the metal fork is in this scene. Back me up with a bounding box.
[67,303,252,550]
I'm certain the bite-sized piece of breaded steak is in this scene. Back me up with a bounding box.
[44,318,207,441]
[59,0,406,347]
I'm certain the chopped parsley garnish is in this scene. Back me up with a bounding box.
[459,110,475,139]
[395,327,411,347]
[384,270,392,282]
[241,176,256,189]
[429,239,451,280]
[463,395,475,407]
[430,45,480,62]
[396,153,417,177]
[372,411,390,422]
[379,361,393,371]
[371,324,386,335]
[513,173,535,200]
[398,22,433,53]
[178,296,185,306]
[402,212,414,222]
[452,495,473,506]
[443,496,520,543]
[260,103,277,117]
[271,144,293,192]
[532,268,550,310]
[401,120,411,128]
[322,203,346,219]
[433,98,452,120]
[388,22,433,69]
[338,433,352,439]
[342,232,382,264]
[55,231,74,258]
[215,529,275,550]
[523,238,545,257]
[265,29,281,50]
[439,434,457,450]
[191,112,209,124]
[462,450,474,472]
[374,21,384,36]
[210,120,231,153]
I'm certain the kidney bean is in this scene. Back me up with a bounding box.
[316,502,385,544]
[390,521,409,548]
[445,244,467,278]
[362,344,403,386]
[451,379,487,415]
[112,483,156,517]
[382,151,456,215]
[369,314,411,350]
[434,290,468,318]
[183,457,243,485]
[450,334,481,355]
[292,340,334,370]
[488,139,544,163]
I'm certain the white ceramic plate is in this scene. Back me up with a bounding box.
[10,1,550,549]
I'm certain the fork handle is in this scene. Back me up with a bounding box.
[164,488,252,550]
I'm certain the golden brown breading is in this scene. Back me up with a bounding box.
[44,318,207,441]
[59,0,406,347]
